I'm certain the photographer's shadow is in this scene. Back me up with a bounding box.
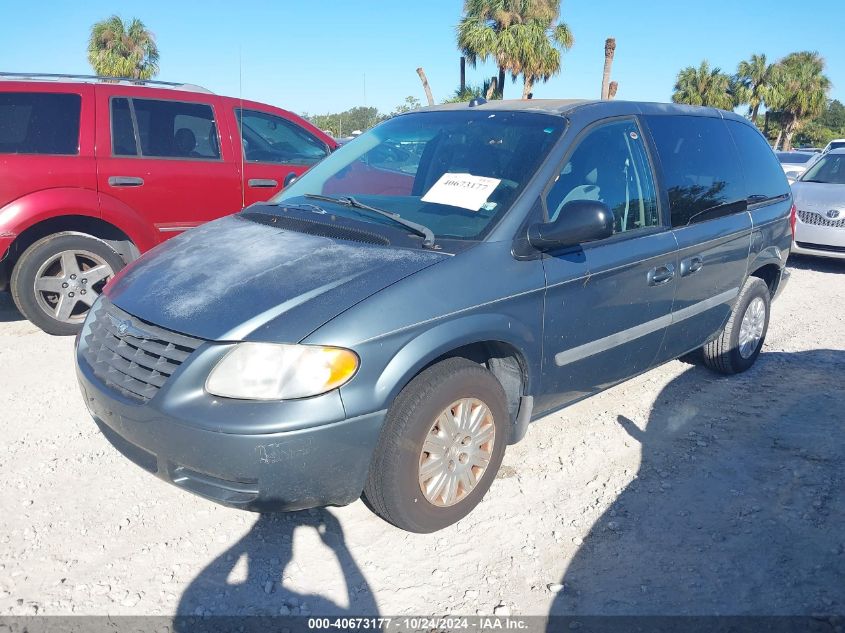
[178,508,378,618]
[549,349,845,616]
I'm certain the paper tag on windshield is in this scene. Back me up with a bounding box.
[421,173,501,211]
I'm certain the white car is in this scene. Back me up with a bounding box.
[776,150,818,181]
[821,138,845,154]
[791,148,845,260]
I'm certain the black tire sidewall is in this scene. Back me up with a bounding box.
[11,233,124,336]
[727,279,771,372]
[386,362,509,532]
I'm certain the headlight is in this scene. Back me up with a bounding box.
[205,343,359,400]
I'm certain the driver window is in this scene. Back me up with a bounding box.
[545,119,659,234]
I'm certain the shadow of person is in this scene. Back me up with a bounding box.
[549,350,845,617]
[177,508,378,621]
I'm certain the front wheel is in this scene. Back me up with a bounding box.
[363,357,509,533]
[701,277,771,375]
[10,232,124,336]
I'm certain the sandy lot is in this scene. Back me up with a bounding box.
[0,255,843,618]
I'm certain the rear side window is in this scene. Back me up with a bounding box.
[727,121,790,202]
[112,98,220,160]
[236,108,328,165]
[0,92,81,155]
[646,115,745,227]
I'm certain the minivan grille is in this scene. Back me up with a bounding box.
[83,298,203,403]
[797,209,845,229]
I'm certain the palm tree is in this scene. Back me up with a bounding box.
[735,54,775,126]
[88,16,159,80]
[767,52,831,151]
[601,38,616,100]
[672,61,735,110]
[457,0,573,100]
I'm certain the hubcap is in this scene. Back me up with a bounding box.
[418,398,495,507]
[33,250,114,324]
[738,296,766,359]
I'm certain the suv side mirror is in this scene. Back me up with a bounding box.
[528,200,614,251]
[284,172,298,187]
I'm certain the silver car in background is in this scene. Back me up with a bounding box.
[776,150,818,181]
[791,148,845,260]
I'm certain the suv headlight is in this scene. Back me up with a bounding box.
[205,343,359,400]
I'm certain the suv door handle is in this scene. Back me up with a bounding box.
[248,178,278,188]
[647,263,675,286]
[680,256,704,277]
[108,176,144,187]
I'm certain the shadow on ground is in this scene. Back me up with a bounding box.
[0,293,24,323]
[787,254,845,274]
[550,350,845,616]
[177,509,378,619]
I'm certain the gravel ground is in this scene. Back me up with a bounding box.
[0,255,843,618]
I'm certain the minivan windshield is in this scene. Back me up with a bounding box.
[800,153,845,185]
[272,110,566,241]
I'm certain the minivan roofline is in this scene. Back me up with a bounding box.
[407,99,749,123]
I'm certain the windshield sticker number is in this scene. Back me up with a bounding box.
[421,173,502,211]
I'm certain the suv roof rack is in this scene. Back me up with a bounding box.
[0,72,214,94]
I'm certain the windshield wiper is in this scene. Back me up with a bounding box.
[305,194,435,247]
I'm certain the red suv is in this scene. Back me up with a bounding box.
[0,73,337,334]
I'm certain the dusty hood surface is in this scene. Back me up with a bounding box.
[791,181,845,212]
[106,214,447,341]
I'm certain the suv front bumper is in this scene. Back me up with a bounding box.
[76,358,385,513]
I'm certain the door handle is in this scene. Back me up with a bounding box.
[647,263,675,286]
[108,176,144,187]
[248,178,279,188]
[680,256,704,277]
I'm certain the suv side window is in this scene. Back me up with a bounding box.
[0,92,81,155]
[113,98,220,160]
[725,120,790,202]
[545,118,660,234]
[236,108,328,165]
[646,115,745,227]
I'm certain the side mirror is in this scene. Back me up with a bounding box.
[284,172,298,188]
[785,170,801,182]
[528,200,614,251]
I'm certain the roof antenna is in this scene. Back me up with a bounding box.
[468,97,487,108]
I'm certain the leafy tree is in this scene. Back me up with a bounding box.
[304,106,383,137]
[442,80,493,103]
[457,0,574,99]
[734,53,775,125]
[88,15,159,79]
[672,61,735,110]
[767,51,831,150]
[391,96,422,115]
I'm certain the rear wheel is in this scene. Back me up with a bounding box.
[701,277,771,375]
[363,357,509,533]
[11,232,124,335]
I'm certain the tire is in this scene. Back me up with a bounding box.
[363,357,509,533]
[701,277,771,375]
[11,232,125,336]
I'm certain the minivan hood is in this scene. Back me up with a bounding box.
[106,214,447,342]
[791,181,845,211]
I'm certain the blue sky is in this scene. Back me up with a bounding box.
[1,0,843,115]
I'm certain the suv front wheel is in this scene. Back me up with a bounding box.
[11,232,124,335]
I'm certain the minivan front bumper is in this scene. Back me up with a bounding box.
[76,357,386,512]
